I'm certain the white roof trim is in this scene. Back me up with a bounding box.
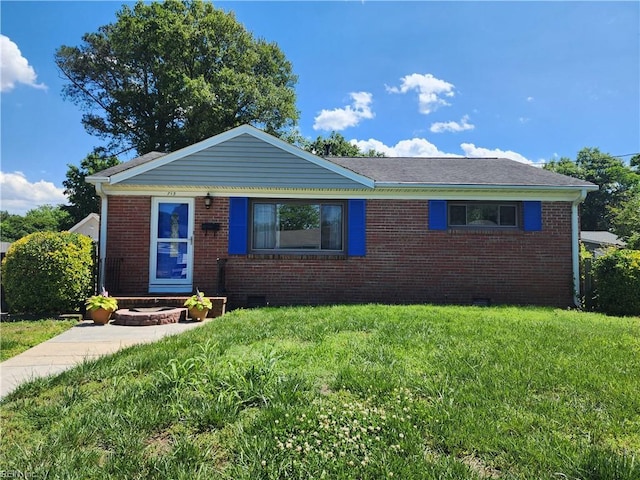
[97,183,588,202]
[105,125,374,188]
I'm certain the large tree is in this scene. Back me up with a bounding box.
[544,147,639,231]
[305,132,384,157]
[0,206,72,242]
[63,148,121,225]
[609,187,640,248]
[55,0,298,155]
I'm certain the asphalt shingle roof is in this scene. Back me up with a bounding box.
[91,146,595,190]
[580,231,626,247]
[327,157,596,187]
[92,151,167,178]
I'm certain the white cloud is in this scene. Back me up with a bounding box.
[313,91,374,131]
[0,35,47,93]
[430,115,475,133]
[386,73,455,114]
[351,137,532,164]
[0,171,67,215]
[351,138,460,157]
[460,143,533,164]
[527,96,534,102]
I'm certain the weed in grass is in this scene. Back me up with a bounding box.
[226,387,482,479]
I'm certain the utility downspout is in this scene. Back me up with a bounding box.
[95,182,108,291]
[572,189,588,308]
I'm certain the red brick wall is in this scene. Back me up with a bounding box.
[105,195,229,295]
[105,196,151,294]
[192,196,228,296]
[105,197,575,307]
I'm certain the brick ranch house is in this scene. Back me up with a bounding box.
[87,124,597,309]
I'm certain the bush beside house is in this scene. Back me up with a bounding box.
[1,231,94,315]
[592,249,640,316]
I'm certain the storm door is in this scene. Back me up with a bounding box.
[149,198,194,293]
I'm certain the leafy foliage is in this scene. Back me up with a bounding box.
[55,0,298,155]
[609,187,640,248]
[544,148,640,231]
[1,232,95,314]
[183,290,212,311]
[306,131,384,157]
[592,249,640,316]
[62,147,120,225]
[278,204,320,231]
[0,206,73,242]
[85,289,118,312]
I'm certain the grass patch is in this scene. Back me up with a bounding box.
[1,305,638,479]
[0,319,77,361]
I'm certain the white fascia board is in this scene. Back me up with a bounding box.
[104,124,374,188]
[99,185,371,199]
[86,175,110,184]
[375,183,596,198]
[99,183,590,202]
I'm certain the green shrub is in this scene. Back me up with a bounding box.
[1,231,95,314]
[626,232,640,250]
[592,248,640,316]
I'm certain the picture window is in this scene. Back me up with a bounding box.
[251,200,345,253]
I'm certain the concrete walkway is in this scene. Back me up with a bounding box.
[1,319,208,399]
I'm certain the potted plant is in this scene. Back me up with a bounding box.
[85,288,118,324]
[184,289,212,321]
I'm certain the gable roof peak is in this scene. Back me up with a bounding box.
[87,124,374,188]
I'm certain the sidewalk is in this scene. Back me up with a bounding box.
[0,319,208,399]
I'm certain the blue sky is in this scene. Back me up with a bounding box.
[1,1,638,215]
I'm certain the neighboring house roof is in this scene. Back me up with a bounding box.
[69,213,100,241]
[87,124,597,199]
[0,242,12,254]
[580,231,626,248]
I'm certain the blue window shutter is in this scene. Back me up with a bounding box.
[523,201,542,231]
[428,200,447,230]
[228,197,248,254]
[348,199,366,256]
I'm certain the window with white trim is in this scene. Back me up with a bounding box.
[448,202,519,228]
[251,200,345,252]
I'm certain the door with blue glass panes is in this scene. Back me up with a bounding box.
[149,198,194,293]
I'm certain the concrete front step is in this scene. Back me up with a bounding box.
[86,296,227,320]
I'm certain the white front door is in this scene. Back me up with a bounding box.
[149,198,194,293]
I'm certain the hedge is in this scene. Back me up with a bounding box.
[1,231,95,314]
[592,249,640,316]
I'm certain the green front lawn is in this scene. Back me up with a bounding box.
[1,305,638,479]
[0,319,78,361]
